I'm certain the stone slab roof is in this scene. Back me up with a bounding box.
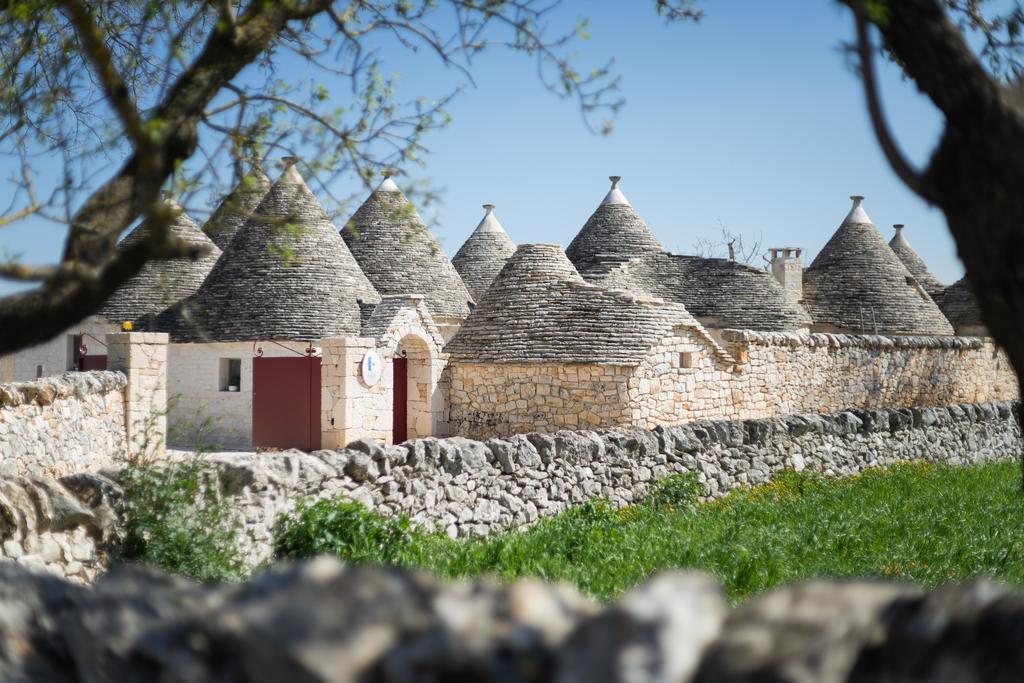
[98,202,221,328]
[342,176,473,321]
[939,276,985,331]
[163,162,380,342]
[888,225,944,298]
[583,252,812,332]
[202,166,272,251]
[565,177,664,273]
[445,244,733,365]
[451,205,516,302]
[802,197,953,336]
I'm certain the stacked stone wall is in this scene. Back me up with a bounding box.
[0,372,126,478]
[204,399,1019,568]
[448,330,1018,439]
[721,330,1017,414]
[2,400,1019,579]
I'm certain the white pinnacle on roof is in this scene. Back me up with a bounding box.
[453,204,517,301]
[601,175,631,206]
[843,195,873,225]
[376,173,401,193]
[476,204,504,232]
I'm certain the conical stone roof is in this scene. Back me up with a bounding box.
[98,201,221,328]
[888,224,944,298]
[342,176,473,320]
[166,161,380,342]
[939,276,985,332]
[202,166,272,250]
[451,204,517,301]
[565,176,665,274]
[802,197,953,335]
[445,244,732,365]
[584,251,812,332]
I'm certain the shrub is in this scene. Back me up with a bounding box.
[273,497,428,566]
[118,459,245,582]
[643,472,702,512]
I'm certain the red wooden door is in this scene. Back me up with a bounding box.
[253,355,322,451]
[78,355,107,371]
[393,356,408,444]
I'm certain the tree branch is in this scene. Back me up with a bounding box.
[852,2,928,198]
[59,0,147,145]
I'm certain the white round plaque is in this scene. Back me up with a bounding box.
[360,351,383,386]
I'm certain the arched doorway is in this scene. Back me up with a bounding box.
[392,351,408,443]
[392,335,436,443]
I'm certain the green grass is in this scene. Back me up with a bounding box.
[274,460,1024,602]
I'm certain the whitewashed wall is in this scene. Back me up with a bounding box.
[0,318,117,383]
[167,341,314,450]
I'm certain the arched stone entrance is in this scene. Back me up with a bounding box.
[393,334,435,442]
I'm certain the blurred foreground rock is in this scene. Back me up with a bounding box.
[0,558,1021,682]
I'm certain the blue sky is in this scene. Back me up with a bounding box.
[0,0,961,298]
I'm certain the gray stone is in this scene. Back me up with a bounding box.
[346,437,385,459]
[696,580,919,682]
[559,572,725,683]
[343,454,377,483]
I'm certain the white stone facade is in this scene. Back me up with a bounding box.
[168,297,447,450]
[167,340,315,450]
[0,317,117,383]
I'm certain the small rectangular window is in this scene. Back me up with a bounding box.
[219,358,242,392]
[679,352,696,369]
[36,364,44,378]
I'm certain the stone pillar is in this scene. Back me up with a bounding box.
[106,332,168,461]
[320,337,393,448]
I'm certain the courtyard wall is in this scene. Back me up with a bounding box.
[0,372,126,477]
[0,317,117,383]
[449,330,1018,439]
[0,332,168,476]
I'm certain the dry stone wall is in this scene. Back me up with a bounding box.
[6,556,1024,683]
[0,473,120,584]
[0,400,1018,581]
[201,399,1019,568]
[0,372,126,478]
[722,330,1018,413]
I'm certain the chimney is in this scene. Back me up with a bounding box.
[769,247,803,302]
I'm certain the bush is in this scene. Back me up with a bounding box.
[643,472,702,512]
[118,459,245,582]
[273,497,428,566]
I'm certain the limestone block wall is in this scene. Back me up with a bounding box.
[447,362,634,438]
[0,317,117,383]
[449,329,1019,439]
[0,372,126,477]
[3,400,1017,579]
[720,330,1018,416]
